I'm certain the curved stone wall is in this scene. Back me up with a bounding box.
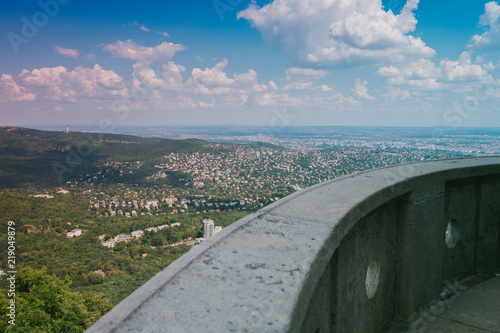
[87,157,500,333]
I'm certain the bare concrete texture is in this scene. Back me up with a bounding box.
[86,157,500,333]
[410,316,487,333]
[408,277,500,332]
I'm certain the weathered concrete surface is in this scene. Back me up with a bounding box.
[86,157,500,333]
[408,277,500,332]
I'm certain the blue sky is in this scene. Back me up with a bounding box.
[1,0,500,128]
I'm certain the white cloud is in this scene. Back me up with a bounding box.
[320,84,333,92]
[377,66,401,77]
[102,40,186,63]
[382,87,411,101]
[191,59,235,87]
[390,77,441,90]
[404,58,441,79]
[352,79,375,100]
[282,81,313,91]
[188,59,263,97]
[199,100,216,108]
[282,67,326,91]
[285,67,328,80]
[0,74,36,102]
[238,0,435,67]
[254,92,301,106]
[269,81,278,90]
[54,46,80,58]
[132,61,186,91]
[132,21,151,32]
[377,53,492,91]
[440,52,490,82]
[17,64,127,102]
[469,1,500,49]
[157,31,170,37]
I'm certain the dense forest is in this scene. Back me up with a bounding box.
[0,190,250,304]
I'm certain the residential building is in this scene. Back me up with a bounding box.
[203,219,214,239]
[67,228,82,238]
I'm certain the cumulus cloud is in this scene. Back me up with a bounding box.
[282,81,314,91]
[254,91,301,106]
[382,87,411,101]
[102,40,186,63]
[199,100,216,108]
[16,64,127,102]
[469,1,500,49]
[404,58,441,79]
[378,58,441,89]
[377,66,401,77]
[238,0,435,67]
[0,74,36,102]
[440,52,490,82]
[377,53,492,91]
[132,61,186,91]
[285,67,328,80]
[191,59,235,87]
[320,84,333,92]
[282,67,327,91]
[188,59,264,97]
[102,40,189,94]
[54,46,80,58]
[352,79,375,99]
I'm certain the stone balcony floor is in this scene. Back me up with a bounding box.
[405,276,500,332]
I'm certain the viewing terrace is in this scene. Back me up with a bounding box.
[87,157,500,332]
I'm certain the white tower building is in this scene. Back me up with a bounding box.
[203,219,214,240]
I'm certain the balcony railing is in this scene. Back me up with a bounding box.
[87,157,500,332]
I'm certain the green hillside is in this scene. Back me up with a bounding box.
[0,127,220,188]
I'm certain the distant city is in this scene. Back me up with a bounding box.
[35,125,500,155]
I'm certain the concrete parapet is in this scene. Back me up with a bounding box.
[87,157,500,333]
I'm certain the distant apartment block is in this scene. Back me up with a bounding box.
[203,219,214,239]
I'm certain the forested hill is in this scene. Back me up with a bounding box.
[0,127,228,188]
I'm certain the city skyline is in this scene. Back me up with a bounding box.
[1,0,500,128]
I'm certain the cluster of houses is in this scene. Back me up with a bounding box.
[90,198,165,211]
[100,222,182,248]
[89,196,184,217]
[67,228,82,238]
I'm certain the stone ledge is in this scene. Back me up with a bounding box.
[87,157,500,333]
